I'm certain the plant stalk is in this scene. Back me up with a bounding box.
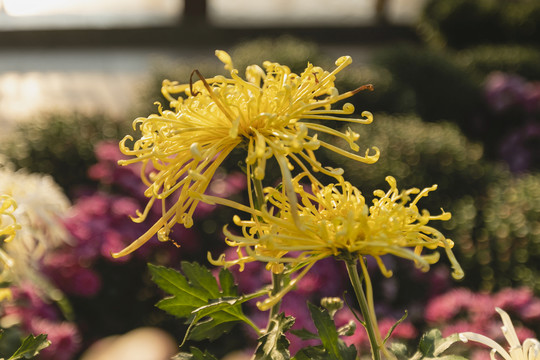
[345,258,382,360]
[250,169,284,332]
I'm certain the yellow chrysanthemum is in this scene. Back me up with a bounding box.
[1,195,19,286]
[207,174,463,310]
[114,51,379,257]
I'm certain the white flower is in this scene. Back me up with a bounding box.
[0,160,70,283]
[459,307,540,360]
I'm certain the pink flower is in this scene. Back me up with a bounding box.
[29,318,81,360]
[442,320,484,338]
[379,318,417,340]
[424,288,474,323]
[494,287,533,312]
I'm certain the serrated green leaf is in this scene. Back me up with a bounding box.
[307,303,357,360]
[292,346,327,360]
[255,313,295,360]
[337,342,357,360]
[190,347,219,360]
[187,315,237,341]
[418,329,443,358]
[290,328,319,341]
[219,268,237,297]
[307,303,342,360]
[8,334,50,360]
[148,263,251,344]
[172,346,219,360]
[181,262,220,296]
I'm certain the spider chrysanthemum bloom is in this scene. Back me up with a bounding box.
[208,174,463,310]
[114,51,379,257]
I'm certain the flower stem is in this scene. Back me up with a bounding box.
[345,258,381,360]
[250,169,283,330]
[267,272,283,320]
[252,172,265,212]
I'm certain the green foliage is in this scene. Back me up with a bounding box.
[419,0,540,49]
[0,112,129,196]
[327,114,500,215]
[335,63,413,116]
[453,173,540,293]
[0,332,50,360]
[370,45,482,123]
[417,329,441,358]
[408,330,466,360]
[291,303,356,360]
[456,45,540,80]
[148,262,254,344]
[255,313,295,360]
[173,347,219,360]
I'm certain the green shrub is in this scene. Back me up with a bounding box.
[335,63,416,115]
[326,114,494,209]
[419,0,540,49]
[370,45,482,123]
[456,45,540,80]
[0,113,130,197]
[453,173,540,293]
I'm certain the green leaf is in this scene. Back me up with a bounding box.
[307,303,356,360]
[292,346,328,360]
[290,328,319,341]
[148,262,251,343]
[389,342,409,360]
[308,303,340,360]
[8,334,50,360]
[219,268,237,297]
[418,329,443,358]
[254,313,295,360]
[172,346,219,360]
[383,310,408,345]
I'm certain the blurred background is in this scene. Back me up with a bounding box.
[0,0,425,132]
[0,0,539,359]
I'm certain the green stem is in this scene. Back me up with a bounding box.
[250,169,284,331]
[345,258,381,360]
[252,173,265,211]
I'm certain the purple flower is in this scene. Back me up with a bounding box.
[499,122,540,172]
[41,251,102,296]
[484,72,527,113]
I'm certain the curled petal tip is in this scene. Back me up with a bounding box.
[335,56,352,67]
